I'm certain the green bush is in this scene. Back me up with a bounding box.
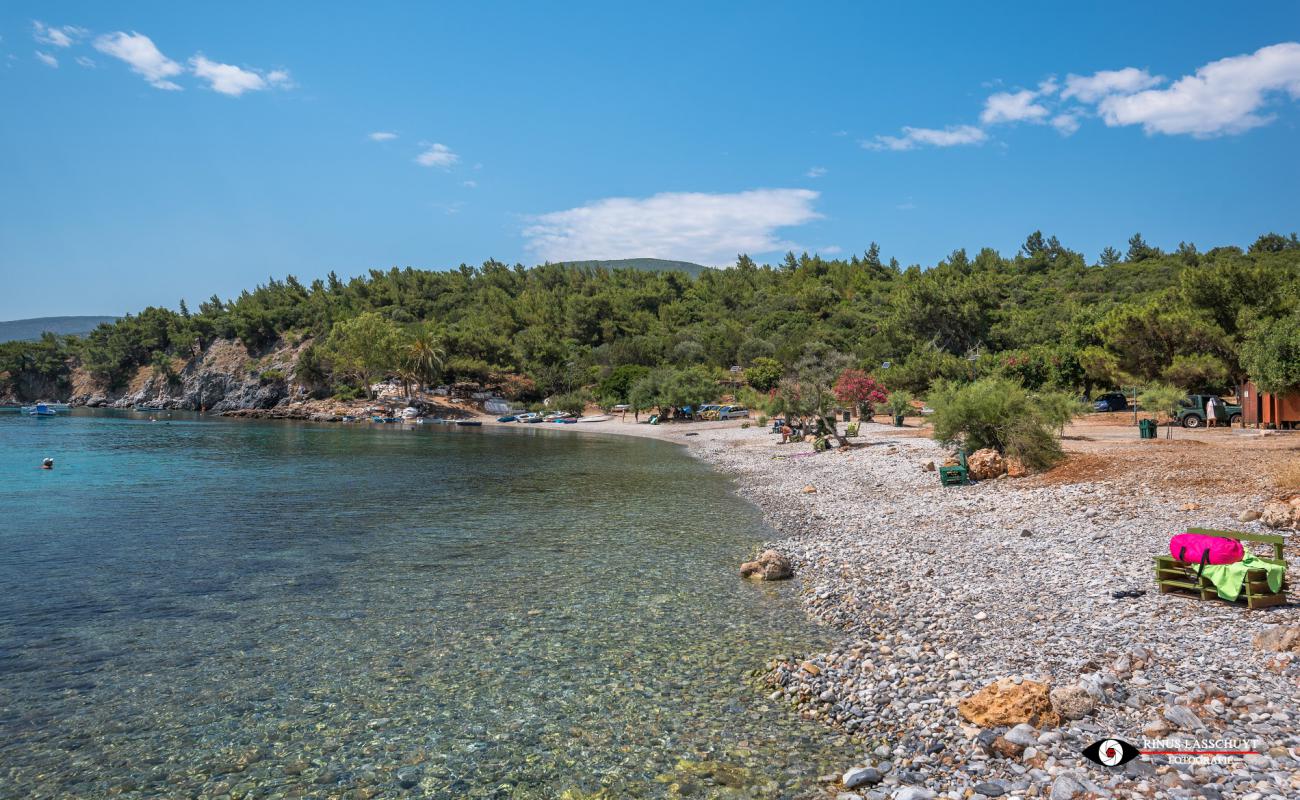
[757,414,768,426]
[740,421,750,429]
[883,389,914,418]
[1138,382,1185,423]
[845,421,860,437]
[259,368,285,384]
[550,390,591,415]
[333,385,363,401]
[927,377,1072,470]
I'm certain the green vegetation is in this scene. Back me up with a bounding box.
[927,378,1077,470]
[1138,383,1188,424]
[2,232,1298,407]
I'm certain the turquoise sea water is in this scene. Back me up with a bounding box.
[0,411,851,798]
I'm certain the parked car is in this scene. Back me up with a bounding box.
[1177,395,1242,428]
[1092,392,1129,412]
[718,405,749,419]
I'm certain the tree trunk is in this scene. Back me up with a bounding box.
[821,414,851,447]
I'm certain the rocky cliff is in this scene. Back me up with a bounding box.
[70,337,309,412]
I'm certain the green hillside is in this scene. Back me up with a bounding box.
[555,258,710,276]
[0,316,119,343]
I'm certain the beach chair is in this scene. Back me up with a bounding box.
[1154,528,1288,610]
[938,450,970,487]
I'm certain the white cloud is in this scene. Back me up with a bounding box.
[1097,42,1300,136]
[93,31,183,90]
[368,131,398,141]
[33,21,86,49]
[865,125,987,151]
[75,55,95,68]
[981,89,1050,124]
[415,143,459,168]
[35,50,57,68]
[1051,113,1080,135]
[190,55,292,96]
[462,180,478,188]
[1061,67,1162,102]
[523,188,822,265]
[805,166,827,178]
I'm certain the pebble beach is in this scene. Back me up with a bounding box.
[681,423,1300,800]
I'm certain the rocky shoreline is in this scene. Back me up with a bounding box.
[685,426,1298,800]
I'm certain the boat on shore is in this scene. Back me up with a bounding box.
[577,414,612,423]
[455,420,482,427]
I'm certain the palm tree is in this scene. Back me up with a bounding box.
[405,332,446,399]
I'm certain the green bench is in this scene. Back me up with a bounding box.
[1154,527,1288,610]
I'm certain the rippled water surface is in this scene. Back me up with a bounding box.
[0,411,850,798]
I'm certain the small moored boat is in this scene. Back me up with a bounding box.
[24,403,59,417]
[577,415,612,423]
[456,420,483,427]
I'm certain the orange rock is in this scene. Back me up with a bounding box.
[1005,457,1027,478]
[801,661,821,676]
[802,484,817,494]
[958,678,1060,727]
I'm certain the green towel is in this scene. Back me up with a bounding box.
[1198,554,1286,602]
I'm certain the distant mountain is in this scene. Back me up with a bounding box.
[0,316,119,342]
[556,258,711,276]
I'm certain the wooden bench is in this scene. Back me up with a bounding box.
[1154,527,1288,610]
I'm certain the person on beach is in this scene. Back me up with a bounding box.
[780,423,793,444]
[1205,395,1218,427]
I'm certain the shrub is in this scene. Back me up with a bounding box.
[846,421,860,437]
[333,385,363,401]
[883,389,914,418]
[927,377,1073,471]
[1138,383,1185,423]
[740,421,750,429]
[550,390,591,415]
[260,368,285,384]
[757,414,768,426]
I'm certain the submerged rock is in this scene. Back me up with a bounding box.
[739,549,793,581]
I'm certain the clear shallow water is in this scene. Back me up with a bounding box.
[0,411,851,799]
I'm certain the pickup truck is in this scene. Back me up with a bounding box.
[1176,395,1242,428]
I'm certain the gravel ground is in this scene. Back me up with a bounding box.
[682,424,1299,800]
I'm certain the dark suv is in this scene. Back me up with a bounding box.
[1092,392,1128,412]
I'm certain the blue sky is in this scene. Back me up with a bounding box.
[1,2,1298,318]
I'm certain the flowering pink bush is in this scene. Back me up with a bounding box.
[833,369,888,417]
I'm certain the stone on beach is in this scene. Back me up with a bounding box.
[1253,626,1300,653]
[958,678,1059,727]
[966,448,1006,481]
[1049,683,1097,720]
[1260,501,1297,529]
[739,549,793,581]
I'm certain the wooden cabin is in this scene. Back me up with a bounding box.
[1237,381,1300,429]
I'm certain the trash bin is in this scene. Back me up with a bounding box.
[843,410,851,422]
[1139,419,1157,439]
[893,414,905,427]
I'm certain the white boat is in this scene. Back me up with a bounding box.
[400,406,420,420]
[577,414,612,423]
